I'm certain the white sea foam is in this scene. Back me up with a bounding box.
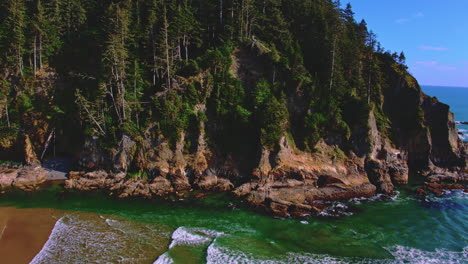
[206,242,364,264]
[317,202,353,217]
[30,213,170,264]
[386,245,468,264]
[168,226,223,248]
[0,223,6,240]
[350,191,400,205]
[153,252,174,264]
[459,134,468,141]
[205,241,468,264]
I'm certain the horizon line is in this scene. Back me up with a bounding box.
[421,84,468,88]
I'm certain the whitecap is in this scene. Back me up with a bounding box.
[0,223,6,240]
[153,252,174,264]
[206,241,468,264]
[168,227,223,248]
[318,202,353,217]
[386,245,468,264]
[30,213,170,264]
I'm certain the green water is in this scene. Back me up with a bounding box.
[0,185,466,263]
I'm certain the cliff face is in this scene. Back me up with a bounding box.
[59,49,466,217]
[0,45,466,217]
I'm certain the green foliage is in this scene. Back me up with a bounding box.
[0,0,421,158]
[253,80,289,149]
[259,95,289,149]
[127,170,149,181]
[154,90,194,147]
[16,93,34,113]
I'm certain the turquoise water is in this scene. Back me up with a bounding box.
[0,185,466,263]
[422,85,468,141]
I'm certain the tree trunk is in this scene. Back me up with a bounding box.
[367,53,373,104]
[184,34,188,61]
[134,59,139,127]
[108,82,122,124]
[177,38,182,60]
[329,37,337,93]
[219,0,223,24]
[163,4,171,89]
[33,34,37,77]
[121,77,126,121]
[152,25,157,85]
[5,96,10,128]
[39,33,42,70]
[272,65,276,85]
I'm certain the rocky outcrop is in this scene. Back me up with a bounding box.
[194,169,234,192]
[113,135,136,172]
[233,137,377,216]
[422,96,466,169]
[24,135,39,165]
[78,136,108,170]
[0,165,47,192]
[41,59,466,217]
[416,173,467,196]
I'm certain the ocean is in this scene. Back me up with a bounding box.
[422,85,468,141]
[0,187,466,264]
[0,85,466,264]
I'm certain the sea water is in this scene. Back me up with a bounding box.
[0,186,466,264]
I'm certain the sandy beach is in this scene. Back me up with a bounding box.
[0,207,62,264]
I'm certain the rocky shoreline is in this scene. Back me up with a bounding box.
[1,68,467,217]
[1,140,466,218]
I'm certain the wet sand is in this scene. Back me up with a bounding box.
[0,207,62,264]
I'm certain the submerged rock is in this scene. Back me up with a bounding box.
[416,173,467,197]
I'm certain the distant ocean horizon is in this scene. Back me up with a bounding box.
[422,85,468,141]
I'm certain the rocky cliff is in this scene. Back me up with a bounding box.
[1,47,467,217]
[58,49,467,217]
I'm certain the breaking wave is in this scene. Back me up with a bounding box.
[30,213,170,264]
[205,242,467,264]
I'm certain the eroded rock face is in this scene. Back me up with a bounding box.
[416,173,467,196]
[24,135,39,165]
[232,136,378,216]
[422,97,466,169]
[78,137,108,170]
[63,77,466,218]
[0,165,47,192]
[113,135,136,172]
[195,169,234,192]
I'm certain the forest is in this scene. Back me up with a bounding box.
[0,0,411,164]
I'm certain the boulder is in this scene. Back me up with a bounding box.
[149,177,173,196]
[113,135,136,172]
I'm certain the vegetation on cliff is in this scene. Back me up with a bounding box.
[0,0,411,157]
[0,0,466,217]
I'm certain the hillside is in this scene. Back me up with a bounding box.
[0,0,466,216]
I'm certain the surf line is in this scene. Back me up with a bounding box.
[0,223,7,240]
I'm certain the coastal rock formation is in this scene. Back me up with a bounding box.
[57,49,466,217]
[415,173,468,196]
[0,165,47,192]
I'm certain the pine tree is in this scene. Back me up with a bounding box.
[102,0,131,124]
[0,0,27,75]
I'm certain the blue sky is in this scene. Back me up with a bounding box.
[345,0,468,87]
